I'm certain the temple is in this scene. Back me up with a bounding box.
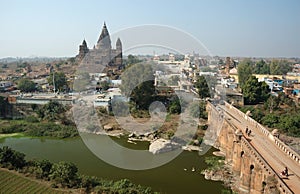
[76,22,123,69]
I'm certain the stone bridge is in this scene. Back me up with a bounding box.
[207,101,300,194]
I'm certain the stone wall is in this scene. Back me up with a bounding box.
[207,102,293,194]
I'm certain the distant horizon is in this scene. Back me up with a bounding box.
[1,1,299,58]
[1,54,299,60]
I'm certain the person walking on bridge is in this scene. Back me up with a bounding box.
[285,167,289,177]
[247,129,252,137]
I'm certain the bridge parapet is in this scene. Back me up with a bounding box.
[274,138,300,165]
[241,136,294,194]
[223,101,300,166]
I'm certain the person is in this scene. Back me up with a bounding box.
[245,126,249,134]
[281,167,288,177]
[248,130,252,136]
[285,167,288,177]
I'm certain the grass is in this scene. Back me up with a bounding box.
[0,133,25,139]
[0,168,70,194]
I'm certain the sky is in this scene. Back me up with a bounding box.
[0,0,299,58]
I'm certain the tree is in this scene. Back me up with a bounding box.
[0,96,9,117]
[99,80,109,91]
[47,72,68,92]
[126,55,142,66]
[270,60,293,75]
[189,101,207,119]
[254,60,270,74]
[262,113,279,128]
[80,175,100,191]
[237,59,253,88]
[242,76,270,105]
[120,63,155,110]
[50,161,78,187]
[194,76,210,99]
[18,78,36,92]
[0,146,26,169]
[36,100,66,121]
[168,97,181,114]
[32,159,53,179]
[276,114,300,136]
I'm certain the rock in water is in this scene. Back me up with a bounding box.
[149,138,181,154]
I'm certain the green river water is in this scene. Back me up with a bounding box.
[0,134,225,194]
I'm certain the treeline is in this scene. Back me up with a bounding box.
[0,120,78,138]
[0,100,78,138]
[237,59,293,88]
[0,146,158,194]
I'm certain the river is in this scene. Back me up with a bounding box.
[0,134,225,194]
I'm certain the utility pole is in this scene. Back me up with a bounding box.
[53,70,56,94]
[270,85,273,113]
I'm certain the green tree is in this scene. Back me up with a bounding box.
[80,175,100,191]
[120,64,155,110]
[277,114,300,136]
[126,55,142,66]
[168,98,181,114]
[242,76,270,104]
[99,80,110,91]
[262,114,279,128]
[264,96,280,113]
[50,161,78,187]
[194,76,210,99]
[237,59,253,88]
[18,78,36,92]
[32,159,53,179]
[270,60,293,75]
[37,100,66,121]
[0,146,26,169]
[48,72,68,92]
[254,60,270,74]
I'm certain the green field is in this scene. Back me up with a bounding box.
[0,169,69,194]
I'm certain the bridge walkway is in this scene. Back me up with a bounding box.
[219,104,300,193]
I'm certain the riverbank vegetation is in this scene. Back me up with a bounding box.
[0,101,78,139]
[204,156,225,171]
[0,120,78,138]
[0,146,158,194]
[201,156,236,194]
[239,92,300,137]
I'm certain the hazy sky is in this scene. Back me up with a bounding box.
[1,0,299,58]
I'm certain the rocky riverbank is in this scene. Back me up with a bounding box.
[201,152,236,191]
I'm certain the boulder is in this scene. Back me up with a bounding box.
[149,138,181,154]
[103,124,113,131]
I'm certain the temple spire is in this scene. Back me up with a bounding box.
[82,39,87,46]
[98,22,109,42]
[96,22,111,49]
